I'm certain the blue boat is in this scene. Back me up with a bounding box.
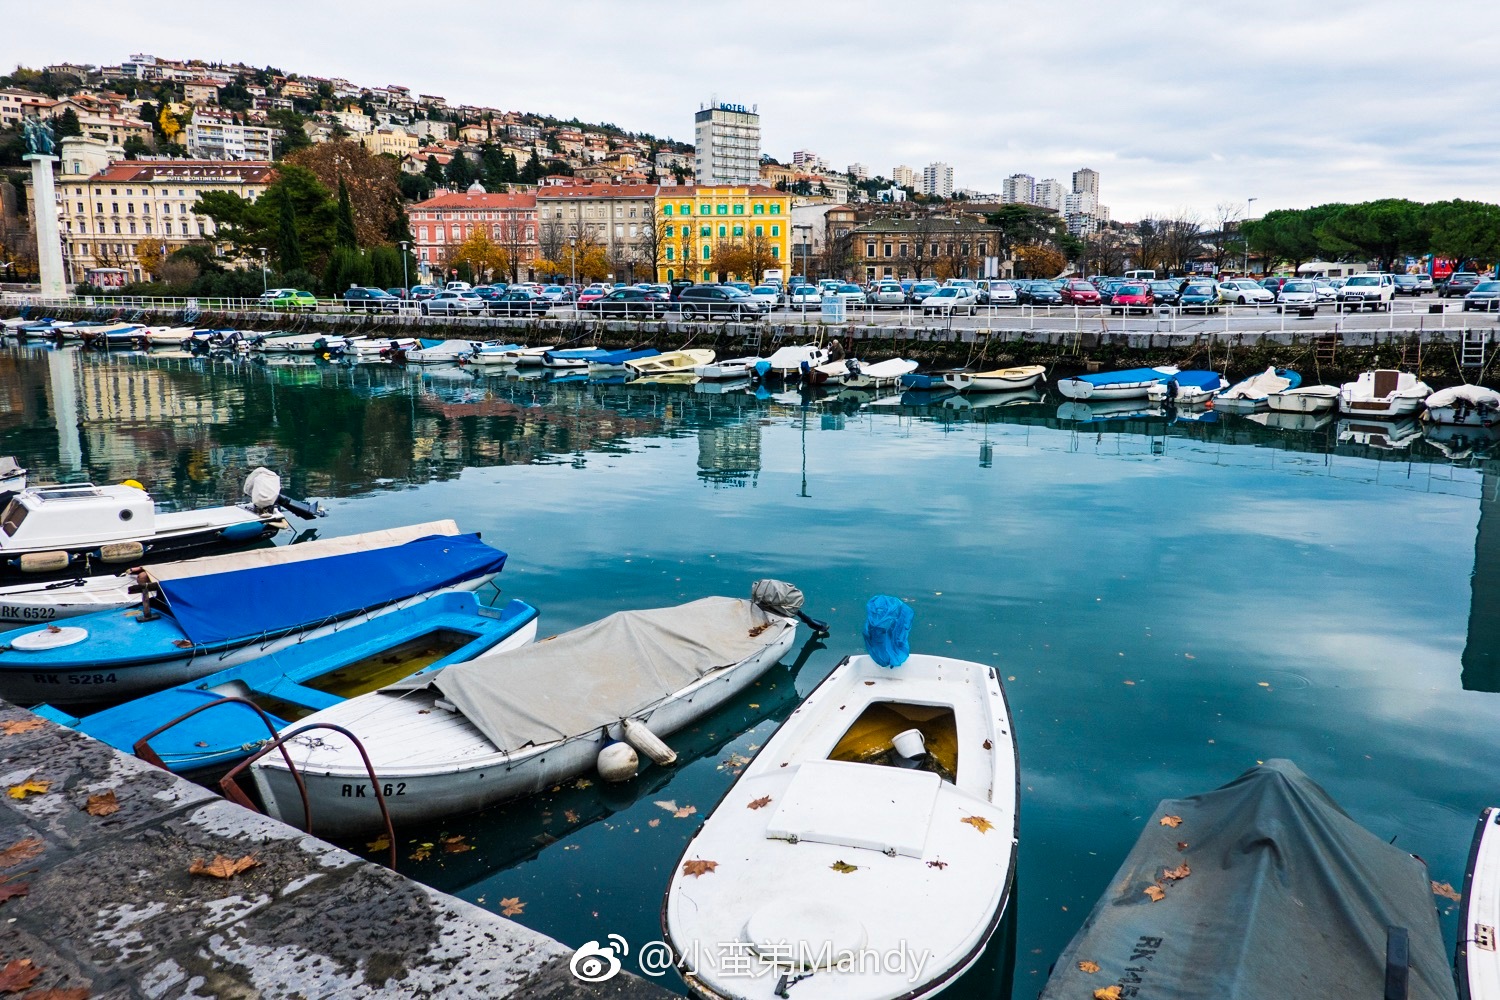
[588,348,660,368]
[33,591,539,774]
[899,372,949,390]
[0,522,507,706]
[1056,365,1180,400]
[543,348,613,368]
[1145,370,1228,405]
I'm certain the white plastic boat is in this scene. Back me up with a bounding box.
[1458,807,1500,1000]
[143,326,197,347]
[1056,365,1179,400]
[502,345,556,366]
[627,349,715,376]
[844,358,919,389]
[1213,367,1301,413]
[466,341,530,366]
[1424,384,1500,426]
[249,583,808,836]
[1144,370,1229,406]
[345,336,420,359]
[765,344,831,376]
[0,574,144,624]
[253,332,353,355]
[0,457,23,497]
[1267,385,1340,413]
[404,339,481,364]
[942,365,1046,393]
[663,649,1017,1000]
[1338,369,1431,417]
[693,356,765,380]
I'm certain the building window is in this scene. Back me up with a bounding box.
[664,224,674,238]
[144,220,152,233]
[772,246,780,259]
[111,203,118,214]
[865,242,875,258]
[978,242,988,256]
[700,225,710,237]
[128,222,137,234]
[702,245,711,260]
[719,225,727,237]
[716,205,727,215]
[899,244,908,257]
[113,221,121,233]
[884,243,893,257]
[733,205,744,215]
[681,203,691,215]
[753,204,764,214]
[754,225,763,237]
[665,246,674,261]
[770,204,781,215]
[663,204,673,216]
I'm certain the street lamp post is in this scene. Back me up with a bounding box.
[256,247,268,292]
[1243,197,1258,274]
[568,235,576,289]
[398,241,411,301]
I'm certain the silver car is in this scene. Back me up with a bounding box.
[922,286,979,316]
[985,280,1019,305]
[868,282,906,306]
[421,290,487,315]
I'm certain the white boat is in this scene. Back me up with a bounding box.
[844,358,919,389]
[1056,365,1179,400]
[1338,369,1431,418]
[1213,367,1301,413]
[693,356,765,380]
[405,338,481,364]
[252,332,353,355]
[0,573,146,624]
[1267,384,1340,413]
[627,349,716,376]
[143,326,197,347]
[344,336,420,360]
[76,323,148,349]
[765,343,831,376]
[466,341,529,366]
[942,365,1046,393]
[663,646,1017,1000]
[249,582,809,836]
[1144,370,1229,406]
[1424,384,1500,426]
[0,457,23,498]
[1459,807,1500,1000]
[503,345,556,366]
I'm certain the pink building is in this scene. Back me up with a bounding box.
[408,189,539,281]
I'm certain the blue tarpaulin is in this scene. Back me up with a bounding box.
[1074,366,1175,386]
[158,533,506,646]
[863,595,912,667]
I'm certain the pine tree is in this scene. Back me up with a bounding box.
[54,108,82,138]
[278,196,302,273]
[335,177,357,248]
[423,155,444,187]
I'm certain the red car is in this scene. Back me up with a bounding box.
[1109,283,1155,314]
[576,287,608,308]
[1060,279,1101,305]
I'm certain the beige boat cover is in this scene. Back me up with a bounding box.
[145,520,459,582]
[386,596,789,752]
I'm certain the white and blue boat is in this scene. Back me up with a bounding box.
[464,342,526,366]
[588,347,660,372]
[33,590,539,774]
[543,347,614,369]
[1213,367,1302,413]
[1145,369,1229,406]
[1057,365,1179,400]
[0,521,507,705]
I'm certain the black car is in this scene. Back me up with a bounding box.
[1442,272,1483,298]
[342,286,401,313]
[1149,280,1182,306]
[1017,281,1062,305]
[484,288,552,316]
[593,288,673,319]
[1392,274,1424,296]
[677,285,767,319]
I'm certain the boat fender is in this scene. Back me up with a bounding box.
[121,479,144,490]
[597,742,639,783]
[18,551,71,575]
[622,718,677,766]
[220,521,268,543]
[99,541,145,564]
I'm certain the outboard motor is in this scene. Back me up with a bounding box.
[242,467,326,521]
[751,579,828,634]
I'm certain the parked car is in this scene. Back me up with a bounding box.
[444,281,473,292]
[258,288,317,312]
[1393,274,1424,296]
[487,288,552,316]
[1275,279,1320,314]
[470,286,511,308]
[827,283,869,305]
[1218,279,1275,305]
[1060,279,1102,305]
[1312,280,1338,302]
[384,287,410,300]
[1259,276,1290,296]
[539,285,571,303]
[1109,283,1154,314]
[1417,274,1435,293]
[1336,272,1395,311]
[746,285,782,309]
[984,280,1019,306]
[1442,272,1483,298]
[678,284,768,319]
[577,287,609,307]
[1018,280,1062,306]
[787,285,821,309]
[1462,281,1500,312]
[921,286,979,316]
[1149,280,1181,306]
[1179,282,1222,313]
[408,285,440,301]
[342,286,401,313]
[727,281,753,295]
[595,287,672,319]
[420,290,486,315]
[907,280,940,303]
[868,282,907,306]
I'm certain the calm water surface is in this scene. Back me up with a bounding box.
[2,344,1496,997]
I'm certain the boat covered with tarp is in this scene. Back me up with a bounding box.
[1039,759,1455,1000]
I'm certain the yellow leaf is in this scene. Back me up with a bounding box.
[500,896,525,916]
[960,815,994,834]
[1078,960,1100,974]
[1094,987,1122,1000]
[366,835,391,852]
[1143,885,1166,902]
[84,790,120,816]
[189,854,258,879]
[1161,863,1191,881]
[673,805,697,819]
[1159,815,1182,827]
[7,778,50,800]
[647,818,661,828]
[0,718,45,735]
[830,860,859,873]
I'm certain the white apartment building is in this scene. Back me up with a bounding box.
[922,162,954,199]
[891,164,916,189]
[694,100,761,185]
[1072,167,1099,196]
[1033,178,1065,212]
[847,162,869,181]
[184,116,275,160]
[1002,173,1034,204]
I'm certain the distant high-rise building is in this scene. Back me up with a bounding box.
[694,100,761,185]
[1002,173,1035,204]
[891,164,916,189]
[847,162,869,182]
[922,162,954,199]
[1072,167,1099,196]
[1064,191,1098,216]
[791,149,820,168]
[1033,178,1065,212]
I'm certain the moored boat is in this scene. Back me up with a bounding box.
[627,349,715,375]
[542,347,613,369]
[942,364,1046,393]
[693,356,764,380]
[502,345,557,366]
[1338,369,1431,417]
[143,326,197,347]
[1458,807,1500,1000]
[587,347,661,372]
[1424,384,1500,426]
[399,338,480,364]
[1056,365,1179,400]
[462,341,526,366]
[1267,384,1340,413]
[663,597,1017,1000]
[1213,366,1302,412]
[764,343,831,376]
[76,323,149,349]
[252,332,354,355]
[247,580,814,836]
[1144,369,1228,405]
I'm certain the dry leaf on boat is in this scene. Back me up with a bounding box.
[747,796,772,810]
[926,860,948,870]
[648,819,660,828]
[443,835,473,853]
[960,815,994,834]
[410,843,433,861]
[982,739,993,750]
[83,790,119,817]
[1078,960,1100,974]
[189,854,258,879]
[1160,815,1182,828]
[0,881,29,905]
[673,805,697,819]
[0,958,41,992]
[7,778,50,800]
[0,838,43,869]
[1177,842,1189,851]
[748,623,769,638]
[1161,863,1191,882]
[1143,885,1166,902]
[830,860,859,874]
[1433,881,1462,902]
[0,719,44,736]
[1094,987,1122,1000]
[500,896,525,916]
[682,859,718,878]
[564,810,580,824]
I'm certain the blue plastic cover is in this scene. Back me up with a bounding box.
[157,533,506,646]
[863,595,913,668]
[1167,370,1225,390]
[594,348,660,365]
[1075,367,1175,386]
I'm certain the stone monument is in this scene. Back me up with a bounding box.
[22,118,65,297]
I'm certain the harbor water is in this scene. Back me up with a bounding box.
[2,344,1495,997]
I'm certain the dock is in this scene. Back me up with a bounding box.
[0,699,669,999]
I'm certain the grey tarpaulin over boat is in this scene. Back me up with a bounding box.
[383,595,792,752]
[1039,760,1457,1000]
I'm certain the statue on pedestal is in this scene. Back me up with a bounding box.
[22,117,56,158]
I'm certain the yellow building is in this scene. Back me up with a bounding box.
[655,185,790,283]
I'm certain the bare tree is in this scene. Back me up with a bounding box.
[635,211,664,283]
[1205,202,1244,274]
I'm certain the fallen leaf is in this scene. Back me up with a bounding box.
[647,819,661,828]
[0,882,28,905]
[24,989,91,1000]
[574,778,592,790]
[0,719,44,736]
[1258,681,1270,688]
[7,778,50,800]
[1078,960,1100,974]
[1433,881,1462,902]
[1160,815,1182,828]
[830,860,859,874]
[747,796,772,810]
[982,739,993,750]
[443,835,473,854]
[84,790,119,817]
[1122,679,1135,686]
[653,800,679,813]
[1177,842,1189,851]
[673,805,697,819]
[410,843,433,861]
[0,958,40,992]
[1161,863,1191,882]
[189,854,258,879]
[366,836,390,852]
[748,623,770,638]
[864,680,875,686]
[682,858,718,878]
[960,815,994,834]
[500,896,525,916]
[1094,987,1122,1000]
[194,741,208,747]
[0,838,43,869]
[172,639,194,648]
[1143,885,1166,902]
[926,859,948,870]
[564,810,580,824]
[748,703,759,709]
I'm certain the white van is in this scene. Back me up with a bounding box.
[1124,269,1157,281]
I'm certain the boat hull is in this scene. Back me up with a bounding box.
[1056,378,1162,400]
[0,575,138,623]
[1268,390,1338,413]
[1339,396,1425,418]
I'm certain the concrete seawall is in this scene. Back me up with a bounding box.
[0,700,668,999]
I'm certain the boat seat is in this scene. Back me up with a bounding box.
[766,759,940,858]
[247,676,342,713]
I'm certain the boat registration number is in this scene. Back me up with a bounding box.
[341,783,407,798]
[2,606,55,621]
[29,672,117,685]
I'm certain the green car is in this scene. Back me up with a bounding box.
[258,288,318,312]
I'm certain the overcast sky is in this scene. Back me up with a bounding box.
[6,1,1497,221]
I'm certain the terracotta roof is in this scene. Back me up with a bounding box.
[413,191,538,209]
[90,160,274,183]
[536,184,659,199]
